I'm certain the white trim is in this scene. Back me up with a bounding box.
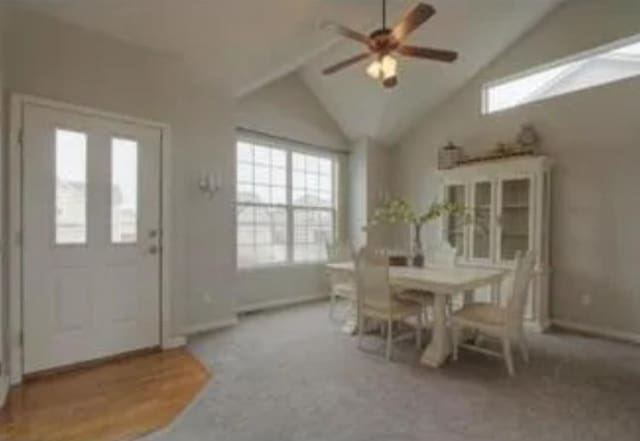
[0,376,9,408]
[162,336,188,350]
[236,293,328,314]
[8,94,179,385]
[552,319,640,345]
[181,317,239,336]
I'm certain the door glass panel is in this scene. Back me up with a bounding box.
[55,129,87,245]
[446,185,465,256]
[500,178,530,260]
[473,182,492,259]
[111,138,138,243]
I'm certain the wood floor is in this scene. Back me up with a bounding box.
[0,349,210,441]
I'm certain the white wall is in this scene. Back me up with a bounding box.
[235,73,349,310]
[3,7,237,338]
[237,73,347,151]
[348,139,368,249]
[392,0,640,336]
[348,137,392,250]
[0,4,7,381]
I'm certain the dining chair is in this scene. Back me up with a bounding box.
[397,241,458,322]
[355,247,424,361]
[451,250,536,376]
[326,241,356,320]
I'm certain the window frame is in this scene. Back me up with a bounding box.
[235,130,339,270]
[482,33,640,115]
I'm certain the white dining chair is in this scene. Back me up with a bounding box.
[397,241,458,323]
[326,241,356,320]
[451,251,536,376]
[355,247,424,361]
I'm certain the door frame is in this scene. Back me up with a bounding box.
[8,94,181,385]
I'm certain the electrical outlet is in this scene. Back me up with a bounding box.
[580,292,592,306]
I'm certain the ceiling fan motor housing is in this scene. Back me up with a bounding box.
[368,28,398,55]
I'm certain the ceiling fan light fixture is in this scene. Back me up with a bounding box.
[380,55,397,79]
[366,55,397,84]
[366,59,382,79]
[383,75,398,89]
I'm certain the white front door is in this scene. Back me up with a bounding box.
[22,103,162,374]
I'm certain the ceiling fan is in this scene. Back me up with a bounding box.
[322,1,458,88]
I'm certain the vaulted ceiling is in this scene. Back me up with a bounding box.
[301,0,564,145]
[18,0,564,145]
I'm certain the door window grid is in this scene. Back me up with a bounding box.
[236,138,336,268]
[55,129,88,245]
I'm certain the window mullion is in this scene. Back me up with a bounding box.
[286,149,294,263]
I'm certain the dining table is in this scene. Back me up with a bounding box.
[325,262,508,368]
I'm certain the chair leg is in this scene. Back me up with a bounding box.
[452,325,460,361]
[416,313,423,349]
[385,319,393,361]
[518,334,530,363]
[357,315,365,350]
[502,337,515,376]
[329,294,335,319]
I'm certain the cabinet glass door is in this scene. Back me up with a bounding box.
[472,181,492,260]
[499,177,531,261]
[445,184,466,256]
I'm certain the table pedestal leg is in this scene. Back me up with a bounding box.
[340,299,358,334]
[420,294,451,367]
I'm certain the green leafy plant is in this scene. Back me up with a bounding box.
[367,198,466,230]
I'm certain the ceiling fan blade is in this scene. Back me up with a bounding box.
[322,53,372,75]
[322,21,370,46]
[391,3,435,43]
[396,45,458,63]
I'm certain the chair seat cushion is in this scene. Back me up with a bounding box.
[453,303,505,326]
[333,283,355,299]
[362,297,423,320]
[395,289,434,306]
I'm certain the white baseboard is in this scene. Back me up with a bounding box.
[0,375,9,408]
[236,293,329,314]
[181,316,239,337]
[552,319,640,345]
[162,336,188,350]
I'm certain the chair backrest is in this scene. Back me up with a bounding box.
[326,241,355,263]
[505,250,536,333]
[355,247,392,312]
[427,241,457,267]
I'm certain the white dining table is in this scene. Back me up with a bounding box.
[326,262,507,368]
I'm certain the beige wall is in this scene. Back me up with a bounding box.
[348,137,393,251]
[0,4,7,380]
[3,7,237,336]
[392,0,640,335]
[235,73,349,310]
[1,7,354,340]
[237,73,347,151]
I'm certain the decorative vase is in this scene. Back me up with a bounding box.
[412,223,424,268]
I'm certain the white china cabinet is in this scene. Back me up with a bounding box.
[438,156,553,331]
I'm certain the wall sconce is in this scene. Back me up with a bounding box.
[198,171,222,199]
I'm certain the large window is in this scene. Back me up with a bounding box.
[236,133,336,268]
[483,34,640,114]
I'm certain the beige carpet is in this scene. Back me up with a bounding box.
[145,301,640,441]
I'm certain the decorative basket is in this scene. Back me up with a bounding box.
[438,142,462,170]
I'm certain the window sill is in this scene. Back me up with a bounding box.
[237,261,328,273]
